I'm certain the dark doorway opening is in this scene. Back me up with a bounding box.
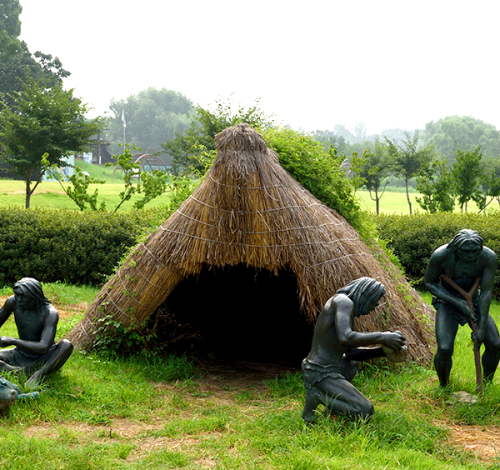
[166,264,314,365]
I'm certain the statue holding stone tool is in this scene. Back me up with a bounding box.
[301,277,407,423]
[0,277,73,386]
[425,229,500,394]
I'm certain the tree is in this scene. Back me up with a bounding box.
[416,158,455,213]
[107,87,193,159]
[451,146,483,212]
[350,139,393,215]
[385,130,434,214]
[0,76,106,208]
[473,157,500,213]
[421,116,500,159]
[0,1,70,111]
[162,97,274,174]
[0,0,22,37]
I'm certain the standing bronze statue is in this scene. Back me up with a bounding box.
[302,277,406,423]
[425,229,500,390]
[0,278,73,386]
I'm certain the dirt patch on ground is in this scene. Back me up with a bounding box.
[446,423,500,460]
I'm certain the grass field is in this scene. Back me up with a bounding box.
[355,190,496,215]
[0,283,499,468]
[3,170,497,214]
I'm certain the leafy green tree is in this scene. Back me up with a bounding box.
[51,164,106,211]
[262,127,362,228]
[55,144,169,212]
[0,75,105,208]
[415,158,455,213]
[385,130,434,214]
[451,146,483,212]
[161,97,274,174]
[0,0,22,37]
[350,139,393,215]
[473,157,500,213]
[107,87,193,158]
[421,116,500,159]
[0,0,70,111]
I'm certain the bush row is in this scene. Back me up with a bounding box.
[0,208,164,287]
[376,212,500,298]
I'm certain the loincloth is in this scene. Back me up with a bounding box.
[301,358,344,389]
[432,296,481,326]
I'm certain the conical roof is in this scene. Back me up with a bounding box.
[67,123,434,361]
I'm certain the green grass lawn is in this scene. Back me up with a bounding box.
[0,283,499,468]
[356,190,495,215]
[0,180,172,211]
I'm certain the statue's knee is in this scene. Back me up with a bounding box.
[360,401,374,420]
[58,339,74,354]
[436,346,453,359]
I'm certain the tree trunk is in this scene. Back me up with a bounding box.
[405,179,412,215]
[375,190,380,215]
[25,167,32,209]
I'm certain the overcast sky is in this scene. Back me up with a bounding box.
[18,0,500,135]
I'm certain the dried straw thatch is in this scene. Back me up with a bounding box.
[67,123,435,362]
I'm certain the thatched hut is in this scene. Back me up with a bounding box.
[67,123,434,363]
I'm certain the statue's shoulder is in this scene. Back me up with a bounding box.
[328,293,353,311]
[431,244,450,260]
[3,295,16,309]
[481,245,497,265]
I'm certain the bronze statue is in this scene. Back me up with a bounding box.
[302,277,406,423]
[0,278,73,386]
[425,229,500,390]
[0,376,39,410]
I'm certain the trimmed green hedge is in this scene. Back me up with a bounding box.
[376,212,500,298]
[0,208,162,286]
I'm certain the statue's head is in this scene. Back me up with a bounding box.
[13,278,49,310]
[336,277,386,317]
[447,229,483,263]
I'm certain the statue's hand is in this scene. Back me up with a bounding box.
[458,300,475,322]
[476,325,486,348]
[0,336,14,347]
[381,331,406,351]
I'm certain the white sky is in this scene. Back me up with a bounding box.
[18,0,500,135]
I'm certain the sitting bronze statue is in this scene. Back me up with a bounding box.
[302,277,406,423]
[425,229,500,391]
[0,376,39,410]
[0,278,73,386]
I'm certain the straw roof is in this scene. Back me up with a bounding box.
[67,123,435,362]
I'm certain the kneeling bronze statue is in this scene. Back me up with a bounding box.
[302,277,406,423]
[0,278,73,386]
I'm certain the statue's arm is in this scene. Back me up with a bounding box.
[477,249,497,338]
[424,247,470,316]
[335,296,404,350]
[0,296,15,329]
[4,308,58,355]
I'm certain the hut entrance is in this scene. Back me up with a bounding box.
[166,264,314,364]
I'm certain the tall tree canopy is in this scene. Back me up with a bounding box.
[0,76,106,208]
[421,116,500,159]
[0,0,70,110]
[0,0,22,37]
[107,87,193,159]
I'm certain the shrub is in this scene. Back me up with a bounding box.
[0,208,161,286]
[376,212,500,298]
